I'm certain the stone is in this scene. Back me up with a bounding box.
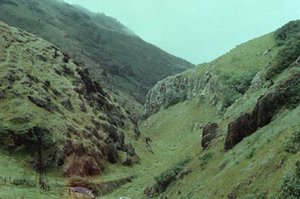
[101,143,118,163]
[64,154,104,177]
[201,122,219,149]
[28,95,53,112]
[61,98,73,111]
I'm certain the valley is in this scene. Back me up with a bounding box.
[0,1,299,199]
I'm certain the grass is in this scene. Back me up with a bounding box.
[0,17,299,199]
[97,99,220,198]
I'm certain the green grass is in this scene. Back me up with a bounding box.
[95,99,220,198]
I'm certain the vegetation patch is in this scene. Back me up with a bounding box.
[144,158,191,197]
[199,152,214,169]
[68,175,135,196]
[266,20,300,79]
[220,71,256,108]
[276,160,300,199]
[284,131,300,154]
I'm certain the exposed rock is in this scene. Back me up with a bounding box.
[64,154,104,177]
[201,122,219,149]
[225,72,300,150]
[117,131,125,150]
[37,54,47,62]
[62,52,70,63]
[26,73,40,83]
[68,176,135,197]
[77,67,99,94]
[69,187,94,199]
[122,154,140,166]
[28,95,54,112]
[124,143,135,156]
[133,124,141,138]
[101,143,118,164]
[250,72,263,91]
[0,21,132,179]
[177,168,192,179]
[61,98,73,111]
[0,90,5,99]
[144,70,221,117]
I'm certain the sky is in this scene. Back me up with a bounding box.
[64,0,300,64]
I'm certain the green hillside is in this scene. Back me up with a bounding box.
[0,3,299,198]
[102,21,300,199]
[0,20,141,198]
[0,0,194,113]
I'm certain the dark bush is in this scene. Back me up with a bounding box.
[275,20,300,45]
[266,20,300,79]
[276,161,300,199]
[12,178,35,187]
[221,72,256,108]
[199,152,214,168]
[284,131,300,154]
[145,158,191,196]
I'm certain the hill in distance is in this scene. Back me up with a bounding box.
[0,0,194,116]
[0,1,299,198]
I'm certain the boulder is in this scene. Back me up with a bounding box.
[64,154,104,177]
[201,122,219,149]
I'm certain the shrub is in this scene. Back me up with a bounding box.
[275,20,300,45]
[199,152,214,168]
[266,20,300,79]
[221,72,256,108]
[276,161,300,199]
[244,147,256,159]
[151,158,191,195]
[12,178,35,187]
[284,131,300,154]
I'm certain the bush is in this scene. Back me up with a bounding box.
[12,178,35,187]
[152,158,191,194]
[284,131,300,154]
[199,152,214,168]
[244,147,256,159]
[266,20,300,79]
[221,72,256,108]
[275,20,300,45]
[276,161,300,199]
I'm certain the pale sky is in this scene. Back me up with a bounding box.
[64,0,300,64]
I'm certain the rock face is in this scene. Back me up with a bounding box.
[144,70,222,117]
[0,21,136,177]
[225,71,300,150]
[201,122,219,149]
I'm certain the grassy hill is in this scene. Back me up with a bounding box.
[99,21,300,199]
[0,20,142,198]
[0,0,194,114]
[0,5,299,199]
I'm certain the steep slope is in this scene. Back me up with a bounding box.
[144,33,278,117]
[0,0,194,113]
[0,20,142,198]
[90,21,299,199]
[140,21,300,198]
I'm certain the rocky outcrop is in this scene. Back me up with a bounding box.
[225,71,300,150]
[0,21,136,177]
[144,70,222,117]
[201,122,219,149]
